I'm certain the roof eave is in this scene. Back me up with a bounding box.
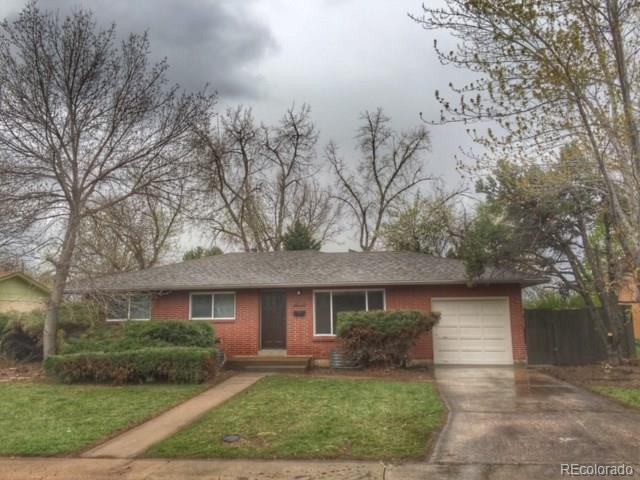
[67,277,548,294]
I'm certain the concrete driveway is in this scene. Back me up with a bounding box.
[431,366,640,466]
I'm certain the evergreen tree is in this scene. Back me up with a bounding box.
[282,222,321,251]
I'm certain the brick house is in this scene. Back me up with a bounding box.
[80,251,543,366]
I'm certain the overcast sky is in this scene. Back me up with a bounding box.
[2,0,481,253]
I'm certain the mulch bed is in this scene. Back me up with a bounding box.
[540,357,640,389]
[0,359,44,383]
[305,365,434,382]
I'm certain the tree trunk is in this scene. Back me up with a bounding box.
[598,294,627,365]
[43,215,80,359]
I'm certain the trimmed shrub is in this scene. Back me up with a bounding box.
[336,310,439,367]
[61,335,120,354]
[123,321,214,348]
[62,321,214,354]
[44,347,218,384]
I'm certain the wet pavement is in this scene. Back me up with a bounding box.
[431,366,640,466]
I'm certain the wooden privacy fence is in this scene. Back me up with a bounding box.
[525,307,636,365]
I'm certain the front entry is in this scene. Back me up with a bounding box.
[261,291,287,349]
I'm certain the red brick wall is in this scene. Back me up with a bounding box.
[152,292,189,320]
[150,284,527,363]
[151,289,260,356]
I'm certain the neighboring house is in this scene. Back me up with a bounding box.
[617,274,640,340]
[0,272,50,313]
[75,251,543,366]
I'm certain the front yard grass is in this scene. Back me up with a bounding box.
[147,375,444,460]
[596,387,640,409]
[0,383,205,456]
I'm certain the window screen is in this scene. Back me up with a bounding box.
[314,290,385,335]
[130,295,151,320]
[213,293,235,318]
[332,291,366,333]
[191,294,213,318]
[107,296,129,320]
[315,292,332,334]
[367,291,384,310]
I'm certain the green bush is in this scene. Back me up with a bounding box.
[523,289,597,310]
[0,310,47,361]
[0,322,42,361]
[61,334,121,354]
[123,321,214,348]
[44,347,218,384]
[0,301,102,361]
[0,312,10,335]
[62,321,214,354]
[336,310,439,367]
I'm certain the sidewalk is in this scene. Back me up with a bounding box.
[3,457,628,480]
[83,373,266,459]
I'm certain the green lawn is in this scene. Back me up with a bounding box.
[0,383,205,456]
[147,376,444,460]
[597,386,640,409]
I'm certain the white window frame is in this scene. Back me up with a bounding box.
[313,288,386,336]
[189,291,236,320]
[106,295,151,322]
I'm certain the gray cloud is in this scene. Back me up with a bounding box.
[0,0,278,98]
[1,0,482,251]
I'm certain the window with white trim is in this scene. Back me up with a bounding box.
[106,295,151,322]
[190,292,236,320]
[314,290,385,335]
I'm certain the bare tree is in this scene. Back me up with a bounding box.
[75,186,186,273]
[290,180,342,246]
[0,4,213,357]
[0,162,46,259]
[192,106,266,251]
[326,108,433,251]
[192,105,340,251]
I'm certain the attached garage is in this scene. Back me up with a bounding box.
[432,298,514,365]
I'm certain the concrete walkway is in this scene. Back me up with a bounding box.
[83,373,266,459]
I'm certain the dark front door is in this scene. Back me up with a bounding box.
[261,291,287,349]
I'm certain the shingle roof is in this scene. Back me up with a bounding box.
[70,251,545,293]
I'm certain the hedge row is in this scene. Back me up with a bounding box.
[336,310,439,367]
[62,321,215,354]
[44,347,218,384]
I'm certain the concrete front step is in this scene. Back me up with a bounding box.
[226,355,312,372]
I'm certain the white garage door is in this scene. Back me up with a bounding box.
[432,298,513,365]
